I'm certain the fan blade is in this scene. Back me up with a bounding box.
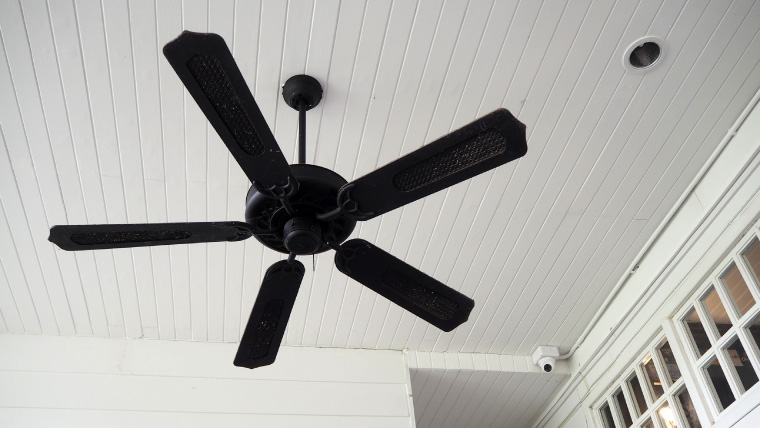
[235,260,305,369]
[163,31,297,197]
[334,239,474,332]
[49,222,254,251]
[337,108,527,220]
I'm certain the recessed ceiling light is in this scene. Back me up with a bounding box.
[623,36,666,73]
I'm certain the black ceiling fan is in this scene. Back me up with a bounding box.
[48,31,527,369]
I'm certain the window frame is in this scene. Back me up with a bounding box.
[593,332,695,428]
[673,228,760,419]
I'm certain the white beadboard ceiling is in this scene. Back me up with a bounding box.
[411,370,563,428]
[2,0,760,426]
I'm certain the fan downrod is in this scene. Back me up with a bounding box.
[283,74,322,165]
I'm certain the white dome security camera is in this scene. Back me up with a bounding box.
[532,346,560,374]
[538,356,556,373]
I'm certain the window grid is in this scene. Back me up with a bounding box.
[674,228,760,419]
[595,333,694,428]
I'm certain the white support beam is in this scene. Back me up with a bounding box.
[407,350,570,374]
[0,335,415,428]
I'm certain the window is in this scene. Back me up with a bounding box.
[595,334,701,427]
[593,220,760,427]
[675,231,760,417]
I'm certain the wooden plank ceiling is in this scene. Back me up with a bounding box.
[1,2,760,424]
[3,0,760,352]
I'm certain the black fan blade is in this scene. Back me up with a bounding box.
[49,222,254,251]
[235,260,305,369]
[334,239,474,332]
[163,31,297,197]
[337,108,527,220]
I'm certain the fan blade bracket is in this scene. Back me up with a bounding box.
[339,108,527,221]
[163,31,297,193]
[334,239,474,332]
[234,260,305,369]
[48,222,254,251]
[252,176,299,200]
[335,184,375,221]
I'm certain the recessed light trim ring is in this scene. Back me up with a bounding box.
[623,36,666,73]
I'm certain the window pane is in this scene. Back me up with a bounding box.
[684,308,711,356]
[628,373,648,415]
[726,336,759,391]
[640,417,655,428]
[658,339,681,384]
[742,238,760,285]
[705,356,736,410]
[702,286,732,335]
[615,389,633,427]
[657,404,679,428]
[601,401,616,428]
[641,354,664,399]
[747,313,760,354]
[677,388,702,428]
[721,262,755,317]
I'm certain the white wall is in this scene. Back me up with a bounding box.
[534,95,760,427]
[0,335,415,428]
[733,402,760,428]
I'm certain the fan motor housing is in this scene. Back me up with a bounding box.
[245,164,356,254]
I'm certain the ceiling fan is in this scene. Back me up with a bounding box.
[48,31,527,369]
